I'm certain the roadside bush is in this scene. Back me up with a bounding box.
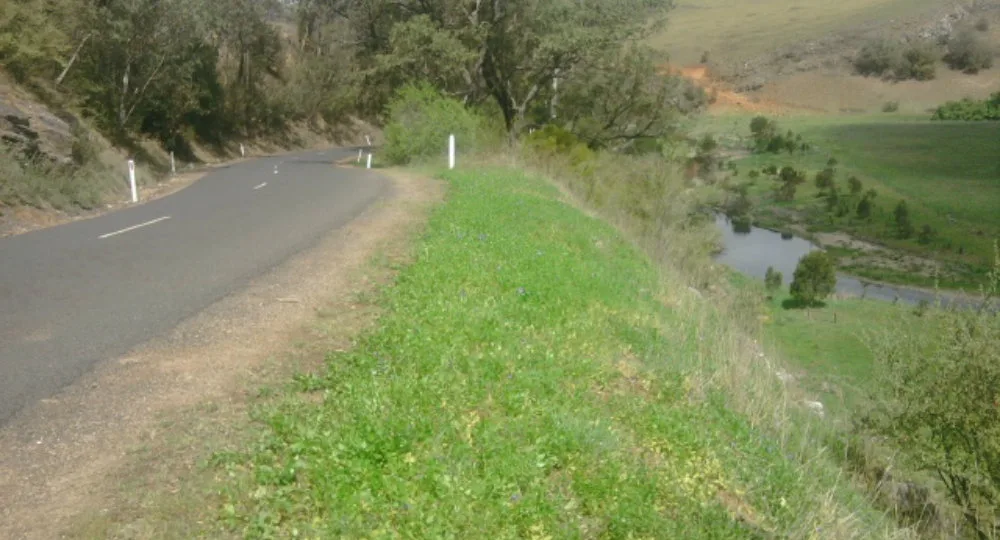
[864,249,1000,538]
[944,30,995,73]
[0,144,113,210]
[789,250,836,306]
[383,83,488,165]
[881,101,899,113]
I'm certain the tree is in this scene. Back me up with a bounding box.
[857,196,873,220]
[789,251,837,306]
[815,167,835,190]
[894,200,914,239]
[776,166,805,201]
[765,266,783,296]
[848,175,863,195]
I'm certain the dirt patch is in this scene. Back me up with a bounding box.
[660,64,820,116]
[0,168,442,539]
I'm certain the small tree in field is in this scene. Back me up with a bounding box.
[789,251,836,306]
[848,176,863,196]
[765,266,783,297]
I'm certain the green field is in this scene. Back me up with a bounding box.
[697,113,1000,289]
[649,0,942,66]
[209,166,895,538]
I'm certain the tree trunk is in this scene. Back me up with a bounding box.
[55,33,92,86]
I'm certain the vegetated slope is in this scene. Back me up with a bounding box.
[213,167,898,538]
[652,0,1000,113]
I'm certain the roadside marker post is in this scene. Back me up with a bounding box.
[357,149,363,163]
[170,151,175,175]
[448,134,456,170]
[366,153,373,169]
[127,159,137,203]
[240,143,245,158]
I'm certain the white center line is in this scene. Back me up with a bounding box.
[253,182,268,190]
[99,216,171,239]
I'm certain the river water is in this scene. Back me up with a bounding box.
[712,215,986,309]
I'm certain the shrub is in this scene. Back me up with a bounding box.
[848,176,863,195]
[789,251,837,306]
[864,249,1000,538]
[814,167,835,190]
[896,44,937,81]
[917,224,936,245]
[894,200,914,239]
[881,101,899,113]
[854,39,938,80]
[776,166,805,201]
[854,39,901,77]
[383,83,487,165]
[857,196,873,219]
[944,30,994,73]
[764,266,783,295]
[974,17,989,32]
[932,92,1000,121]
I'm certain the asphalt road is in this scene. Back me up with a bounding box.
[0,148,389,425]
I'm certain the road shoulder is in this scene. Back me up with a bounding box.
[0,168,442,539]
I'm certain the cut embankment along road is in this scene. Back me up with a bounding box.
[211,167,899,538]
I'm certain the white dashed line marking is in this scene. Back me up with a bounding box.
[99,216,171,239]
[253,182,267,190]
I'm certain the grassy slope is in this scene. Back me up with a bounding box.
[697,113,1000,289]
[213,167,895,538]
[649,0,941,66]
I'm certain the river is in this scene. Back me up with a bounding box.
[712,215,988,310]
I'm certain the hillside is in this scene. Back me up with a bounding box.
[652,0,1000,114]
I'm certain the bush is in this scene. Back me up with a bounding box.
[764,266,783,295]
[854,39,901,77]
[944,30,994,73]
[854,39,937,81]
[864,251,1000,538]
[848,176,863,195]
[789,251,836,306]
[974,17,989,32]
[932,92,1000,121]
[881,101,900,113]
[917,224,936,245]
[383,83,487,165]
[894,200,914,239]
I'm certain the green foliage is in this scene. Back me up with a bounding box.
[815,167,836,190]
[749,116,805,155]
[848,176,863,196]
[789,251,837,306]
[0,144,115,210]
[932,92,1000,121]
[856,197,873,219]
[853,39,937,81]
[765,266,783,294]
[864,249,1000,538]
[881,101,899,113]
[775,166,806,201]
[894,200,914,239]
[917,224,936,245]
[383,84,486,165]
[944,30,995,74]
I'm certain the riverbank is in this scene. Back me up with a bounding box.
[712,214,991,310]
[696,113,1000,293]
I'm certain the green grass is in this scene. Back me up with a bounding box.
[649,0,942,66]
[212,166,897,538]
[698,113,1000,290]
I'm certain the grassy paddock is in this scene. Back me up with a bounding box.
[213,166,902,538]
[696,113,1000,289]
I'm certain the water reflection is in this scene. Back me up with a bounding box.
[712,215,984,309]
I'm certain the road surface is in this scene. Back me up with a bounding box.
[0,148,388,425]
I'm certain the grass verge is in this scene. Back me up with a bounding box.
[213,166,902,538]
